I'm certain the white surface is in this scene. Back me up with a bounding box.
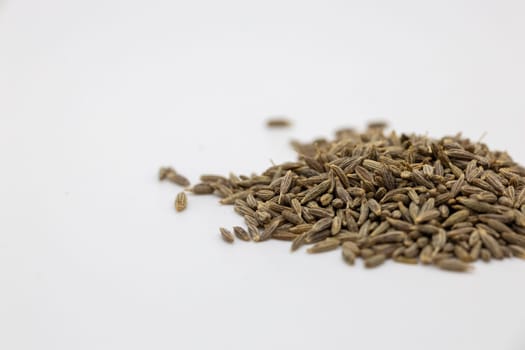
[1,1,525,349]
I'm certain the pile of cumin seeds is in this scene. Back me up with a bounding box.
[170,123,525,272]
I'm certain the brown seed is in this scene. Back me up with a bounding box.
[266,117,292,128]
[368,198,382,216]
[442,210,470,228]
[436,258,472,272]
[191,183,215,194]
[415,209,440,224]
[419,245,434,264]
[301,180,331,204]
[233,226,251,241]
[369,231,406,245]
[479,229,504,259]
[364,254,386,268]
[291,232,308,251]
[508,245,525,259]
[470,241,482,261]
[175,192,187,212]
[454,245,472,262]
[247,224,261,242]
[158,167,172,181]
[220,227,234,243]
[502,232,525,247]
[278,170,294,203]
[393,256,419,265]
[307,238,340,253]
[342,243,356,265]
[260,217,283,241]
[271,230,298,241]
[331,216,342,235]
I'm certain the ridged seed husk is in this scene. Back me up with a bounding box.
[175,192,187,212]
[220,227,234,243]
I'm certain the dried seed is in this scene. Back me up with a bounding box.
[166,171,191,187]
[331,216,342,235]
[502,232,525,247]
[266,117,291,128]
[442,210,470,228]
[301,180,331,204]
[419,245,434,264]
[393,256,418,265]
[368,198,382,216]
[272,230,298,241]
[342,243,356,264]
[454,245,472,262]
[233,226,251,241]
[508,245,525,259]
[307,238,340,253]
[175,192,187,212]
[479,229,504,259]
[364,254,386,268]
[220,227,234,243]
[436,258,472,272]
[191,183,215,194]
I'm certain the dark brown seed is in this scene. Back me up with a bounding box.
[220,227,234,243]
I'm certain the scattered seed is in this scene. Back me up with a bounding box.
[175,192,187,212]
[220,227,234,243]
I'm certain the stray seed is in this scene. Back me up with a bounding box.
[220,227,234,243]
[175,192,187,212]
[267,117,292,128]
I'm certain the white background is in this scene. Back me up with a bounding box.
[1,1,525,349]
